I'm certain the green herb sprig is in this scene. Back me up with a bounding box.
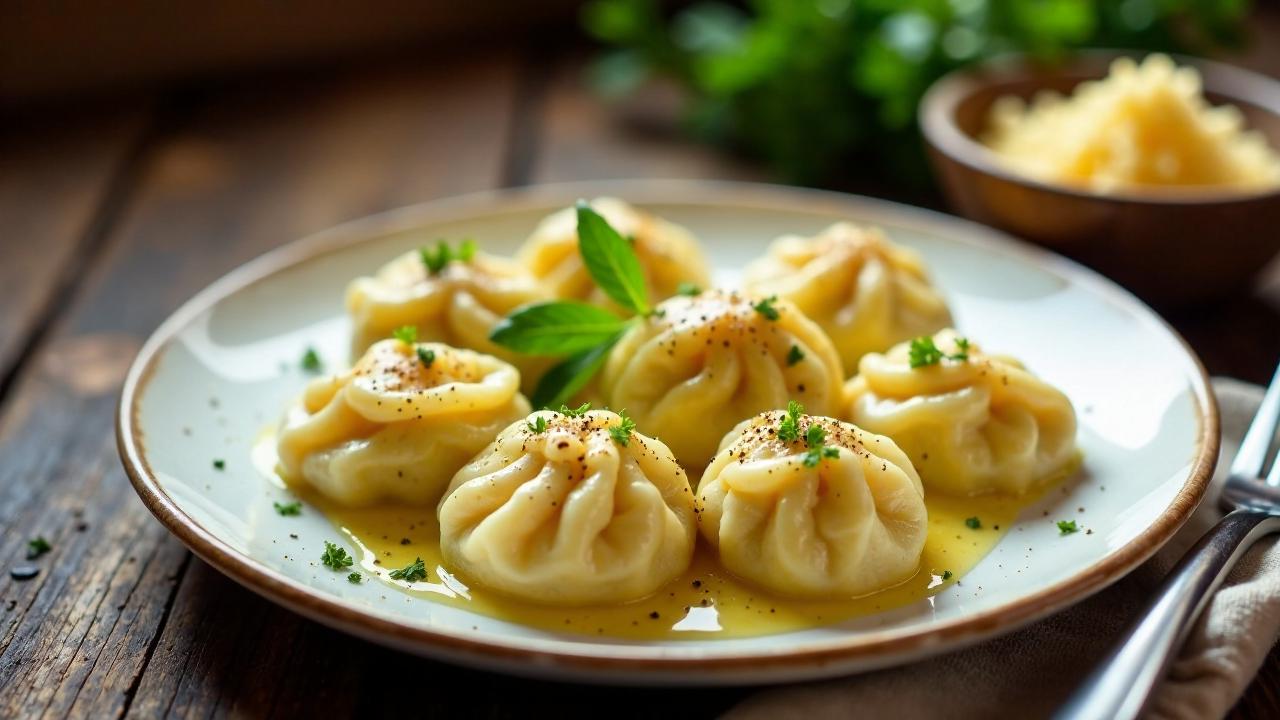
[776,401,840,467]
[609,411,637,446]
[420,238,477,275]
[908,335,971,369]
[392,325,418,345]
[490,201,664,408]
[416,347,435,368]
[1057,520,1080,535]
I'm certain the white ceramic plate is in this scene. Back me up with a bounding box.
[118,180,1216,685]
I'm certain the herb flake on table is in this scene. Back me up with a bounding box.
[347,572,362,584]
[26,536,51,559]
[320,541,354,570]
[1057,520,1079,535]
[212,459,225,471]
[273,501,302,517]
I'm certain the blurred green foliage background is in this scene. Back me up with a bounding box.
[583,0,1251,186]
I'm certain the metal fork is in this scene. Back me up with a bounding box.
[1058,363,1280,720]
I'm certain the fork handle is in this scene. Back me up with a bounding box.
[1056,509,1280,720]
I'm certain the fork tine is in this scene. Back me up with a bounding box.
[1232,361,1280,481]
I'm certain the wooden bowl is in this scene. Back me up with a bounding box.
[920,52,1280,306]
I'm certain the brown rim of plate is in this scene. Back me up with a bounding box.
[115,179,1220,679]
[920,49,1280,206]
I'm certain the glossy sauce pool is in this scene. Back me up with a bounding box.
[254,436,1060,640]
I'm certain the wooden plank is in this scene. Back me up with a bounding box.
[0,51,519,718]
[0,106,150,388]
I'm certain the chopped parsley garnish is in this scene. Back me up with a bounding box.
[26,537,51,560]
[419,238,477,274]
[1057,520,1079,535]
[777,401,803,442]
[347,572,362,584]
[778,402,839,466]
[212,459,225,471]
[941,570,954,581]
[786,344,805,366]
[609,411,637,446]
[273,501,302,517]
[527,416,548,433]
[965,516,981,530]
[908,335,972,369]
[752,295,780,321]
[676,282,702,297]
[320,541,354,570]
[802,446,840,468]
[392,325,418,344]
[389,557,427,583]
[416,347,435,368]
[558,402,592,417]
[300,346,322,372]
[805,423,826,447]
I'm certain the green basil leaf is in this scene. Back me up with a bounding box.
[576,200,650,315]
[530,334,621,409]
[489,301,627,355]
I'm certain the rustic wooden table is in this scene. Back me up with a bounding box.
[2,45,1279,718]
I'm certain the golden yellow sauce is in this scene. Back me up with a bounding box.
[254,434,1059,640]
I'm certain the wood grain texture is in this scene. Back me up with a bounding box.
[0,106,151,389]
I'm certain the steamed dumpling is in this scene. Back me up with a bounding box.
[697,409,927,598]
[345,248,552,389]
[438,409,696,605]
[845,330,1079,496]
[518,197,712,311]
[744,222,952,373]
[599,289,844,469]
[277,339,530,506]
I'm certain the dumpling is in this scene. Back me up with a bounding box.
[743,222,953,374]
[438,409,696,605]
[844,329,1079,496]
[277,339,530,506]
[697,408,927,598]
[518,197,712,311]
[599,289,844,469]
[345,247,552,389]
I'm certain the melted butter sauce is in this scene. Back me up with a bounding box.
[253,434,1065,640]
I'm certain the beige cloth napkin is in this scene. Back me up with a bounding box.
[728,378,1279,720]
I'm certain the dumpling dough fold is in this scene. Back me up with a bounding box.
[744,222,952,373]
[277,339,530,506]
[845,329,1079,496]
[345,249,551,390]
[600,289,844,469]
[697,411,927,598]
[438,409,696,605]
